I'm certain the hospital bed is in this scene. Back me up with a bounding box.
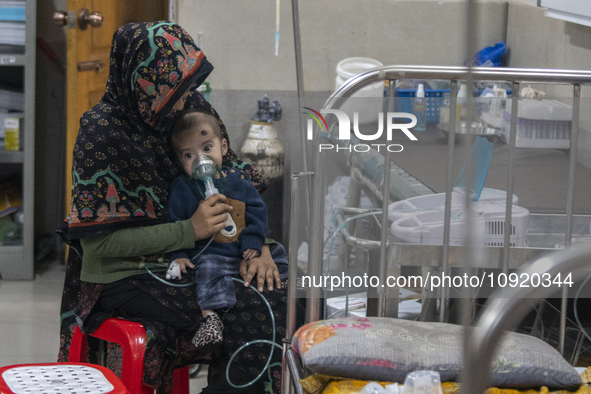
[282,65,591,393]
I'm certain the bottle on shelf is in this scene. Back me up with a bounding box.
[413,83,427,131]
[457,83,468,120]
[439,92,451,126]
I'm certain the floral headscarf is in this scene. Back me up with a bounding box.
[65,21,265,241]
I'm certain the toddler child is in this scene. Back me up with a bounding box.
[166,108,270,350]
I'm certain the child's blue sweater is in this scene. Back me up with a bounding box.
[167,167,268,262]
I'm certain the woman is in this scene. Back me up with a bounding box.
[58,21,295,394]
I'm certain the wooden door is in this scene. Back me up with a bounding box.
[65,0,166,215]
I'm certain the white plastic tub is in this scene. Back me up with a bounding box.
[335,57,383,124]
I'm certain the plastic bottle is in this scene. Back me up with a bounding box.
[361,382,388,394]
[438,92,451,125]
[403,370,443,394]
[385,383,402,393]
[457,84,468,120]
[361,381,408,394]
[197,81,212,102]
[413,83,427,131]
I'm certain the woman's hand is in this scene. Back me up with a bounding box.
[240,245,281,292]
[190,194,233,241]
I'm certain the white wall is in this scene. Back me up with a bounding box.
[509,0,537,5]
[177,0,591,170]
[178,0,506,92]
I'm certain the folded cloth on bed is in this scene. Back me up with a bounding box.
[292,317,583,389]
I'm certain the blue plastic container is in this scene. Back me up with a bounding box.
[394,89,449,123]
[393,88,513,123]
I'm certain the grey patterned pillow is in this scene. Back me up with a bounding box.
[292,317,582,389]
[492,330,582,388]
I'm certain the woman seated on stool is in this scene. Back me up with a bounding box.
[58,21,298,394]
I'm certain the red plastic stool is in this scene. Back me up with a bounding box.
[0,362,129,394]
[69,318,189,394]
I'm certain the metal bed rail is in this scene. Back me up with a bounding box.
[464,243,591,394]
[304,65,591,350]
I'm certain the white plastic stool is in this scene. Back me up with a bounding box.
[0,363,129,394]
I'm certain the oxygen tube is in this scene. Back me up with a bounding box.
[226,277,283,388]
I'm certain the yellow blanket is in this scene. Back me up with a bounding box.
[299,367,591,394]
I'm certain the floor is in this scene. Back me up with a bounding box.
[0,256,209,393]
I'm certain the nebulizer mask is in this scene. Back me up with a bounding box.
[191,154,236,237]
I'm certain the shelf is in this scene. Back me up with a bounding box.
[0,0,36,281]
[0,54,25,66]
[0,43,24,55]
[0,149,24,163]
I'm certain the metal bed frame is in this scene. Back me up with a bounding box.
[464,243,591,393]
[283,65,591,393]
